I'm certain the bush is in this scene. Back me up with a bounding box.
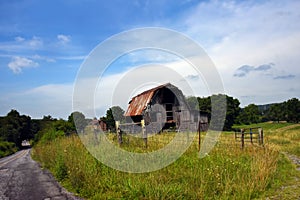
[0,140,17,158]
[39,128,65,144]
[54,154,68,181]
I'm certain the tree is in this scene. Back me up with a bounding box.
[53,119,74,135]
[68,111,87,133]
[285,98,300,123]
[103,106,125,131]
[197,96,212,119]
[197,95,240,130]
[186,96,199,110]
[0,110,35,148]
[265,103,285,123]
[237,104,261,124]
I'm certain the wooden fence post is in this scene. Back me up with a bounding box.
[234,129,237,141]
[198,121,201,151]
[258,128,264,145]
[250,128,253,144]
[116,121,122,145]
[241,129,245,149]
[141,119,147,148]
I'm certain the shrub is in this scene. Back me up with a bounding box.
[0,140,17,158]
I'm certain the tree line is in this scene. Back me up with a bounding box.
[0,110,88,157]
[0,96,299,157]
[186,95,300,130]
[0,107,123,157]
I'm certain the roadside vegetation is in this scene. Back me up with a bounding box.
[0,110,36,157]
[0,140,17,157]
[32,122,300,199]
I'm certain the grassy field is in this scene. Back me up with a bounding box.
[32,123,300,199]
[234,122,300,157]
[234,122,300,199]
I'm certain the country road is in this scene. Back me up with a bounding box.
[0,148,81,200]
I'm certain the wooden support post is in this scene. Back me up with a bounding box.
[93,127,99,145]
[141,119,147,148]
[234,130,237,141]
[198,121,201,151]
[116,121,122,145]
[258,128,264,145]
[250,128,253,144]
[241,129,245,149]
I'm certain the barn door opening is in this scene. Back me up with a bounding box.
[165,103,173,122]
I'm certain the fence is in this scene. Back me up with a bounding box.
[234,127,264,148]
[116,120,209,149]
[115,120,148,148]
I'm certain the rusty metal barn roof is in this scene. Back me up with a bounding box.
[124,83,172,117]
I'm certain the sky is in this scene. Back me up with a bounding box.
[0,0,299,119]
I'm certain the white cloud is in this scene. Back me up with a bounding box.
[15,36,25,42]
[8,56,39,74]
[57,34,71,44]
[76,59,212,118]
[182,0,300,106]
[32,54,56,63]
[28,36,43,48]
[5,83,74,119]
[0,36,43,52]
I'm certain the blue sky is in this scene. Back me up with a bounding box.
[1,0,300,119]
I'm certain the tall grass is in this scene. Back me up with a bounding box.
[233,123,300,198]
[234,123,300,157]
[0,140,17,158]
[32,129,283,199]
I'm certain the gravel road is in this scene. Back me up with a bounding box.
[0,149,82,200]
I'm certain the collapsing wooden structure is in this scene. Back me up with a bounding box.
[122,83,208,133]
[89,119,107,132]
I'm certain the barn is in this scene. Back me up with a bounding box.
[124,83,208,132]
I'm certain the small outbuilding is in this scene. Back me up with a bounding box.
[124,83,208,132]
[89,118,107,132]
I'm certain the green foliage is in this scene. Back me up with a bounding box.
[186,96,199,110]
[285,98,300,123]
[237,104,261,124]
[39,127,65,144]
[102,106,125,131]
[196,94,240,131]
[197,96,212,116]
[0,109,36,149]
[264,103,286,123]
[68,111,87,133]
[192,95,299,129]
[54,154,68,181]
[263,98,300,123]
[54,119,75,135]
[0,140,17,158]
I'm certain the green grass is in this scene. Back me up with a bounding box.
[234,122,300,156]
[30,122,300,199]
[234,122,300,199]
[262,153,300,200]
[0,140,17,158]
[233,122,294,131]
[32,127,293,199]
